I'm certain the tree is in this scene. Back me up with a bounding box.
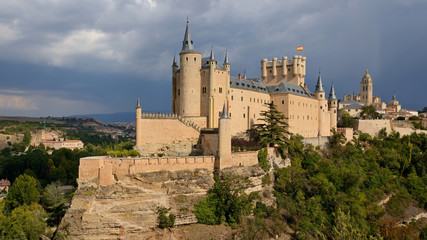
[253,102,290,149]
[360,105,381,119]
[338,111,355,128]
[5,174,40,210]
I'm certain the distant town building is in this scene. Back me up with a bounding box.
[340,71,417,120]
[0,179,10,193]
[38,139,84,150]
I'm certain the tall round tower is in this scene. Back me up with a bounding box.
[328,83,338,130]
[315,72,327,136]
[179,20,202,116]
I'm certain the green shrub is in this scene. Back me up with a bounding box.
[157,207,175,228]
[258,148,270,172]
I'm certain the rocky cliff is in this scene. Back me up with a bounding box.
[57,165,270,239]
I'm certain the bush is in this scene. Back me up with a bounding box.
[157,207,175,228]
[396,116,405,121]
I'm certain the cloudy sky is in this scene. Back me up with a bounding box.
[0,0,426,117]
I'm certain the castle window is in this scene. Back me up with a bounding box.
[307,115,309,120]
[334,110,336,113]
[282,100,284,104]
[320,106,322,109]
[241,97,243,101]
[231,96,234,100]
[178,89,180,96]
[271,101,274,104]
[194,57,197,61]
[250,98,252,102]
[288,68,290,71]
[219,87,222,93]
[186,57,188,61]
[320,94,323,98]
[243,113,246,118]
[202,87,207,94]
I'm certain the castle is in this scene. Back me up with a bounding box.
[80,21,339,186]
[136,20,337,150]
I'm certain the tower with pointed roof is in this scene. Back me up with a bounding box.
[315,72,328,136]
[360,69,373,105]
[328,83,338,130]
[177,20,202,117]
[218,103,232,169]
[208,46,217,128]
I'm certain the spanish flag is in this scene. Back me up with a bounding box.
[297,46,303,51]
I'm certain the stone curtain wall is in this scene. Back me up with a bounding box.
[231,151,259,167]
[356,119,392,137]
[79,156,216,186]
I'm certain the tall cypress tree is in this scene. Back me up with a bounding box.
[253,102,290,149]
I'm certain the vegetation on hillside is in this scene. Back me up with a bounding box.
[194,103,426,239]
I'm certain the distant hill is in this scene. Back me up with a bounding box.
[70,112,135,123]
[70,111,171,123]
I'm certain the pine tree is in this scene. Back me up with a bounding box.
[253,102,290,149]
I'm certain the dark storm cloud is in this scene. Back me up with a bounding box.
[0,0,425,116]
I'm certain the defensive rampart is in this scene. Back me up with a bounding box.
[356,119,392,137]
[80,156,216,186]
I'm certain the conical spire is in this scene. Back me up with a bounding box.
[172,54,178,67]
[181,19,195,52]
[328,82,337,100]
[392,93,396,101]
[136,97,141,108]
[209,46,215,61]
[315,71,325,92]
[243,69,247,79]
[220,103,229,119]
[223,50,229,65]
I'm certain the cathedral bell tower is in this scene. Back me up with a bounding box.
[360,69,373,106]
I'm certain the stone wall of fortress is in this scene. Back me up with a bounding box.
[356,119,392,137]
[135,116,205,156]
[79,151,260,186]
[79,156,216,186]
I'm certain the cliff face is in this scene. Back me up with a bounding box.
[58,165,270,239]
[58,169,216,239]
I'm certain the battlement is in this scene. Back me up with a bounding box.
[139,112,202,132]
[79,156,216,186]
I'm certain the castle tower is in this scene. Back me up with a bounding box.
[223,50,230,114]
[135,97,142,146]
[172,54,179,114]
[208,46,217,128]
[328,83,338,130]
[217,104,232,169]
[315,72,327,136]
[179,20,202,116]
[360,69,373,106]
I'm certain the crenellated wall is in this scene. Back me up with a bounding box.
[80,156,216,186]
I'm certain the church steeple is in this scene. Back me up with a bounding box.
[181,19,195,52]
[315,71,325,92]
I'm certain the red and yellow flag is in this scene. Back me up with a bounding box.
[297,46,303,51]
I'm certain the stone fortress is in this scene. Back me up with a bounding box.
[79,20,339,186]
